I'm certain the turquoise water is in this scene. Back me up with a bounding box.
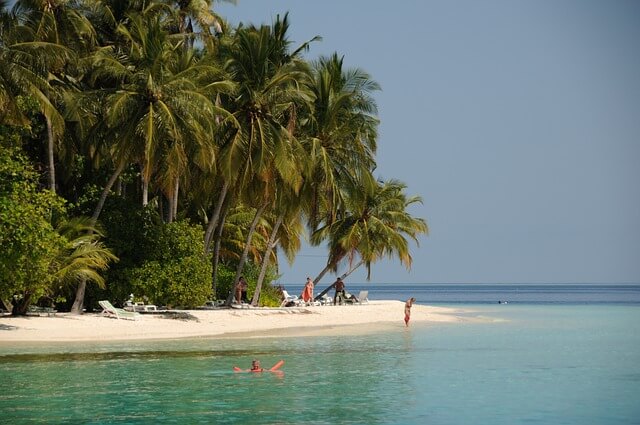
[1,305,639,424]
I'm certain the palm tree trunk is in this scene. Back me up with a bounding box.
[251,213,283,306]
[313,262,335,287]
[313,254,360,301]
[70,161,126,315]
[45,115,56,193]
[225,201,269,305]
[204,181,229,253]
[211,209,228,298]
[167,194,174,223]
[90,161,126,225]
[341,259,364,279]
[173,177,179,220]
[142,178,149,206]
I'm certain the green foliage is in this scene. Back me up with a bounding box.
[0,148,63,311]
[129,256,211,308]
[127,221,212,308]
[214,261,280,306]
[214,263,235,300]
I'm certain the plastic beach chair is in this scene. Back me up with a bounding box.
[280,290,301,306]
[355,290,369,304]
[99,300,141,320]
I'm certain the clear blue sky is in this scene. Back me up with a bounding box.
[221,0,640,285]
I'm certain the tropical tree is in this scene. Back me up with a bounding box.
[311,178,428,290]
[9,0,96,193]
[70,10,233,313]
[0,147,116,316]
[212,14,317,302]
[301,53,380,232]
[250,186,304,305]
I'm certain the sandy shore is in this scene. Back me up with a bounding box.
[0,301,472,342]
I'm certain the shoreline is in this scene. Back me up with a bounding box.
[0,301,475,343]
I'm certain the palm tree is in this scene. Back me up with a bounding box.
[302,53,380,232]
[92,11,232,206]
[11,216,117,316]
[311,178,428,289]
[10,0,96,193]
[70,10,233,313]
[53,217,118,292]
[210,14,317,302]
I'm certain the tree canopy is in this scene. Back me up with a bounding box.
[0,0,427,314]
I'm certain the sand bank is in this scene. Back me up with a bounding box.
[0,301,472,342]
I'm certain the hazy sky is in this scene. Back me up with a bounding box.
[218,0,640,285]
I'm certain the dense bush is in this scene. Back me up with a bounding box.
[0,148,66,314]
[127,221,212,308]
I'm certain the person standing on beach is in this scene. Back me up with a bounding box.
[404,297,416,326]
[334,277,346,305]
[301,277,314,303]
[235,276,248,303]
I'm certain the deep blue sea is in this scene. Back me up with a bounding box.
[1,284,639,424]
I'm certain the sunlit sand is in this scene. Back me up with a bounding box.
[0,301,471,342]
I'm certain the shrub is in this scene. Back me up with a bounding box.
[127,221,212,308]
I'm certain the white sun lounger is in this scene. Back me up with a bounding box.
[99,300,141,320]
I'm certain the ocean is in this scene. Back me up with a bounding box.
[1,284,639,424]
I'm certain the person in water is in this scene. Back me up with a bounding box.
[333,277,346,305]
[404,297,416,327]
[250,359,263,372]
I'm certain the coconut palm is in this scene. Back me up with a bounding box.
[92,11,232,206]
[207,14,316,299]
[10,216,117,316]
[70,11,233,313]
[10,0,96,193]
[302,53,380,232]
[311,178,428,288]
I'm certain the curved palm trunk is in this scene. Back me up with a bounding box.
[225,201,268,305]
[313,261,335,287]
[70,162,126,315]
[251,213,283,306]
[341,259,364,279]
[46,115,56,193]
[313,257,364,301]
[204,181,229,253]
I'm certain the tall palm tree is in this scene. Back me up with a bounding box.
[10,0,96,193]
[70,10,233,313]
[311,178,428,288]
[92,11,232,206]
[210,14,317,300]
[302,53,380,232]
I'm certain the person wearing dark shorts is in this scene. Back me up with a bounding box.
[334,277,346,305]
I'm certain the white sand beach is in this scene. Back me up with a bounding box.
[0,301,470,342]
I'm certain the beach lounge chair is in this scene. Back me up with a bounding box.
[99,300,141,320]
[320,294,333,305]
[355,290,369,304]
[280,290,299,306]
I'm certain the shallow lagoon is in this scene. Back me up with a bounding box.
[1,305,639,424]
